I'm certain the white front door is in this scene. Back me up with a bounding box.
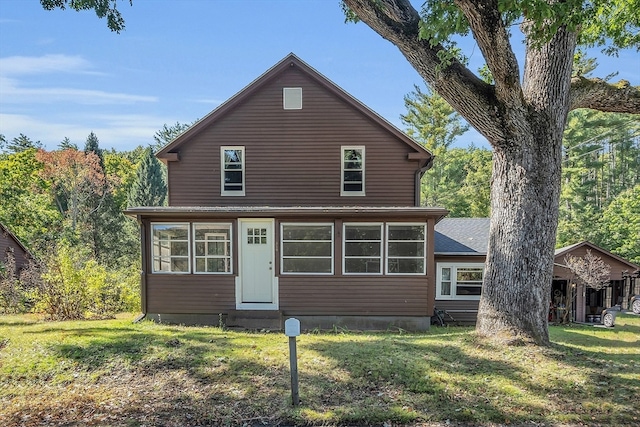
[237,219,277,309]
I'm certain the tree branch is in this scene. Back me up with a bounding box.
[454,0,523,105]
[343,0,503,144]
[570,78,640,114]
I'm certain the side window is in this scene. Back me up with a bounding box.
[151,223,190,273]
[341,146,365,196]
[343,223,383,274]
[221,146,245,196]
[281,223,334,274]
[386,223,426,275]
[193,223,232,274]
[436,263,484,300]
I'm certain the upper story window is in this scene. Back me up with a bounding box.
[283,87,302,109]
[341,146,365,196]
[151,223,190,273]
[436,263,484,300]
[221,146,245,196]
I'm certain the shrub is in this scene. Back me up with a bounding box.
[30,243,140,320]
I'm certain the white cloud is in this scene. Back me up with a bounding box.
[0,54,157,105]
[0,112,169,151]
[0,77,157,104]
[0,54,94,76]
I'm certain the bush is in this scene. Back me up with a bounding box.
[30,243,140,320]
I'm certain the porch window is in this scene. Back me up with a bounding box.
[193,223,232,273]
[221,146,245,196]
[436,263,484,300]
[151,223,190,273]
[281,223,333,274]
[343,223,382,274]
[386,224,426,275]
[341,146,365,196]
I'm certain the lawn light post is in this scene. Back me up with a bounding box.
[285,317,300,406]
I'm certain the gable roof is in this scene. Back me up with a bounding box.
[0,222,33,260]
[554,240,639,270]
[434,218,490,255]
[156,53,432,165]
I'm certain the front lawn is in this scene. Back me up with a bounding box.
[1,313,638,426]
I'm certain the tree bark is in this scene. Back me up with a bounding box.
[343,0,640,345]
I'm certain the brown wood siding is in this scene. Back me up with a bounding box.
[0,232,30,271]
[168,67,420,207]
[434,300,479,324]
[145,274,235,314]
[142,215,438,316]
[279,276,429,316]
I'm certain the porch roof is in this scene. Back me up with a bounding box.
[125,205,449,220]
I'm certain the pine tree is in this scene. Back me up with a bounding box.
[127,147,167,207]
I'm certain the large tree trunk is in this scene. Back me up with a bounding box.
[477,124,563,345]
[475,21,575,344]
[344,0,640,345]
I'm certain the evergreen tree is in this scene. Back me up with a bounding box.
[84,131,105,168]
[58,137,77,150]
[3,134,42,154]
[127,147,167,207]
[153,122,192,152]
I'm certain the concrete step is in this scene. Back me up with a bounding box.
[225,310,282,330]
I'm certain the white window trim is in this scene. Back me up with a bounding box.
[280,222,334,275]
[385,223,427,275]
[342,222,383,275]
[283,87,303,110]
[151,222,191,274]
[192,223,233,275]
[341,145,365,196]
[220,146,245,196]
[436,262,485,300]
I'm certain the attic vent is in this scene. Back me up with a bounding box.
[283,87,302,110]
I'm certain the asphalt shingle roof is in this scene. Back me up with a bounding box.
[434,218,490,254]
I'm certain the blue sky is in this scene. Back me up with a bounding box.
[1,0,638,152]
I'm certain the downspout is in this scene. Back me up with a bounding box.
[133,215,147,323]
[415,156,435,206]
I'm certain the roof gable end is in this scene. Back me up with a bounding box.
[554,240,639,270]
[156,53,431,161]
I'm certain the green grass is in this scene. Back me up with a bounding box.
[1,313,639,426]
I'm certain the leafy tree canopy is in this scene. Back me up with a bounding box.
[40,0,131,33]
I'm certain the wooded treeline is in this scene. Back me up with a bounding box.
[403,86,640,264]
[1,106,638,317]
[0,129,171,318]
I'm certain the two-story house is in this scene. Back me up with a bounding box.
[126,54,449,330]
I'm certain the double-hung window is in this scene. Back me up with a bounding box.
[386,224,426,275]
[193,223,232,273]
[343,223,382,274]
[221,146,245,196]
[436,263,484,300]
[151,223,190,273]
[341,146,365,196]
[281,223,333,274]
